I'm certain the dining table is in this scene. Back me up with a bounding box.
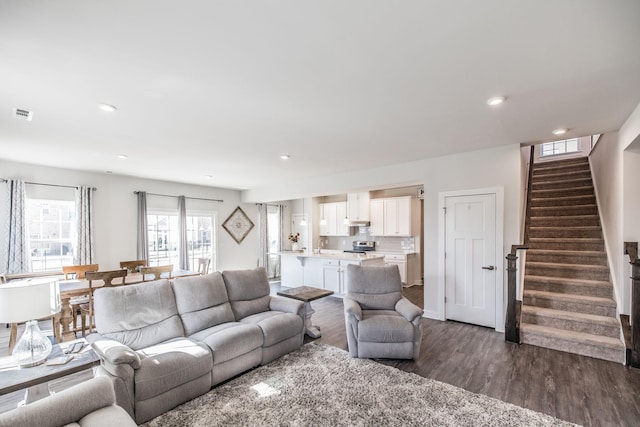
[54,269,200,342]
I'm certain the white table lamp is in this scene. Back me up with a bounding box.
[0,278,61,367]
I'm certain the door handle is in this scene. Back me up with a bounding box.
[482,265,495,270]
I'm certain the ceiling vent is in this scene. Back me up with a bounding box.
[12,107,33,121]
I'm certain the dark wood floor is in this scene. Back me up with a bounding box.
[2,284,639,426]
[299,287,640,427]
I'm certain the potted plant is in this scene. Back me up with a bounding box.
[288,233,301,251]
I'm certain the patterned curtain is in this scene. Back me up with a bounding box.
[178,195,189,270]
[2,179,31,274]
[136,191,149,262]
[75,186,95,264]
[257,204,268,269]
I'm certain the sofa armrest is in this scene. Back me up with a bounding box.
[269,296,304,316]
[395,298,424,322]
[87,333,141,369]
[0,376,136,427]
[343,297,362,321]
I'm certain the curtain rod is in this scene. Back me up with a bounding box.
[1,178,96,191]
[134,191,223,203]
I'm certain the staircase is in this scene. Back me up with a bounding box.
[520,156,625,363]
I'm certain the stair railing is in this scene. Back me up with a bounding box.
[505,145,535,343]
[624,241,640,368]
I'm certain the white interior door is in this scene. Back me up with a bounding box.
[445,193,496,327]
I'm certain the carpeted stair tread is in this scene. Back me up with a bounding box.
[523,275,613,298]
[521,305,619,327]
[529,237,603,244]
[529,215,600,227]
[530,204,598,216]
[524,289,616,307]
[531,186,594,197]
[520,323,624,351]
[530,195,596,207]
[524,274,612,289]
[532,177,592,190]
[525,249,607,266]
[532,170,592,182]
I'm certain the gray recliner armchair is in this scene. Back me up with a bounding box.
[344,264,423,359]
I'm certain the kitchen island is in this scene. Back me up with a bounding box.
[280,251,385,296]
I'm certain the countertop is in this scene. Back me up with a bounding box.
[279,251,385,261]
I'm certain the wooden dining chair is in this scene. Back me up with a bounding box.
[63,264,99,334]
[119,259,147,273]
[79,269,128,336]
[140,265,173,281]
[197,258,211,275]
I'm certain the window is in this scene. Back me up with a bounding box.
[147,212,216,272]
[540,138,580,157]
[26,199,75,272]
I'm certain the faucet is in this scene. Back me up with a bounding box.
[317,239,323,254]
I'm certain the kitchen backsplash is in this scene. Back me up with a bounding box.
[321,227,418,252]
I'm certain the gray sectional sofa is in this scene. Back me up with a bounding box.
[86,267,304,424]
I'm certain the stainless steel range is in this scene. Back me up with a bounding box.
[344,241,375,254]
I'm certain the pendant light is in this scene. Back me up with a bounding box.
[300,198,307,226]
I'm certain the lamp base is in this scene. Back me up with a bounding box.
[12,320,53,368]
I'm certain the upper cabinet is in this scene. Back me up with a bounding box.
[370,196,419,236]
[319,201,350,236]
[347,192,370,222]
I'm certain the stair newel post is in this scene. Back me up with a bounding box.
[506,245,528,343]
[625,242,640,368]
[631,259,640,368]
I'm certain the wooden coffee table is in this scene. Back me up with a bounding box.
[0,338,99,405]
[277,286,334,338]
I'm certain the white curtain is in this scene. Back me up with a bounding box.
[178,195,189,270]
[2,179,31,273]
[136,191,149,262]
[75,186,95,264]
[257,204,268,269]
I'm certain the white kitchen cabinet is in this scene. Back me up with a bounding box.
[322,258,367,295]
[319,201,349,236]
[369,199,384,235]
[382,252,421,286]
[370,196,419,237]
[347,192,370,222]
[322,259,341,294]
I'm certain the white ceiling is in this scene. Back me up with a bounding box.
[1,1,639,191]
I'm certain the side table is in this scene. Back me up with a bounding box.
[277,286,334,338]
[0,339,100,405]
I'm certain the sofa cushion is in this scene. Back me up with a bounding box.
[94,280,184,350]
[135,337,212,401]
[222,267,272,320]
[171,272,235,335]
[358,312,414,342]
[190,322,263,364]
[241,311,303,347]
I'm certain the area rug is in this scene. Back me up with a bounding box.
[142,343,577,427]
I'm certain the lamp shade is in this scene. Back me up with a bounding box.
[0,278,61,323]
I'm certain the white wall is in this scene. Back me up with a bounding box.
[421,144,521,326]
[589,100,640,315]
[0,159,259,272]
[589,132,624,311]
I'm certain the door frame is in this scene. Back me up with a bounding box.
[437,187,505,332]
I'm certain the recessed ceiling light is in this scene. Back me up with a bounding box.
[280,154,291,160]
[98,103,117,112]
[486,96,505,106]
[205,175,213,179]
[116,154,128,159]
[105,171,113,174]
[552,128,568,135]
